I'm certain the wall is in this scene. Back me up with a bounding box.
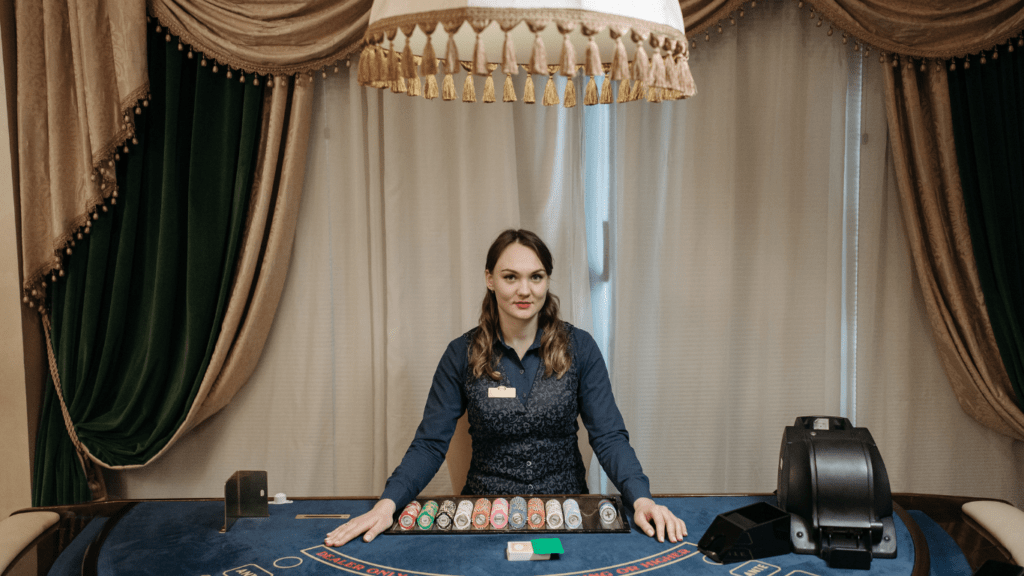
[0,0,36,522]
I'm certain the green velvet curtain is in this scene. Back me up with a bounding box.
[947,51,1024,411]
[33,28,264,506]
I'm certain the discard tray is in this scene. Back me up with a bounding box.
[384,495,631,535]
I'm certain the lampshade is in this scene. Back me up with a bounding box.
[359,0,695,106]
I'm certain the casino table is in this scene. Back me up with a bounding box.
[8,494,992,576]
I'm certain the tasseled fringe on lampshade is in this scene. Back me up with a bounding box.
[442,72,457,100]
[679,55,697,97]
[559,35,576,76]
[357,21,694,103]
[503,74,517,101]
[373,44,387,88]
[542,75,559,105]
[584,76,598,105]
[425,74,439,99]
[421,37,438,75]
[502,31,518,76]
[473,32,488,76]
[401,38,416,79]
[408,74,422,97]
[358,44,373,84]
[483,74,496,102]
[445,34,460,78]
[618,79,632,103]
[651,50,667,92]
[530,33,547,75]
[610,31,630,81]
[600,75,613,104]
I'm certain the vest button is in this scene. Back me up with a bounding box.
[520,369,524,374]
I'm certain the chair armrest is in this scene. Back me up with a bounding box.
[0,511,61,574]
[962,500,1024,566]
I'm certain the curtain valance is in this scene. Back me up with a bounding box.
[681,0,1024,60]
[147,0,372,78]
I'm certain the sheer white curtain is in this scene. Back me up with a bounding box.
[106,67,595,499]
[596,0,1023,504]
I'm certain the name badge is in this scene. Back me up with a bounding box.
[488,386,516,398]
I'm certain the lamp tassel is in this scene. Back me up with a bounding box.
[442,73,457,100]
[358,43,373,84]
[651,50,666,91]
[542,75,559,105]
[390,41,403,92]
[408,75,422,97]
[503,74,517,101]
[530,34,548,75]
[425,75,439,99]
[421,36,438,75]
[483,75,496,102]
[445,34,460,78]
[564,77,577,107]
[372,44,387,87]
[618,79,632,103]
[600,75,613,104]
[463,74,476,102]
[559,35,576,77]
[610,33,630,81]
[680,55,696,97]
[401,39,415,79]
[473,33,488,76]
[524,74,536,103]
[502,31,518,76]
[584,76,598,105]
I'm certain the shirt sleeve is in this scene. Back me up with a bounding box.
[380,336,468,508]
[573,327,652,506]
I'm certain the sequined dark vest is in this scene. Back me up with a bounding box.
[460,328,589,496]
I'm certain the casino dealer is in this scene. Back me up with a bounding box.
[325,230,687,547]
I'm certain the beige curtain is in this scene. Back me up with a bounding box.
[16,0,148,305]
[882,64,1024,442]
[681,0,1024,58]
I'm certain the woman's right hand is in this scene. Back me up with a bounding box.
[325,498,397,547]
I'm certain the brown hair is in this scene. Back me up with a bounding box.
[469,229,570,380]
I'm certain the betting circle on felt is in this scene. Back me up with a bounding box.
[383,495,630,534]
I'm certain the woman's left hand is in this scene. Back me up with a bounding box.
[633,497,688,543]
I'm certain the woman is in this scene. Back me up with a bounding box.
[326,229,686,546]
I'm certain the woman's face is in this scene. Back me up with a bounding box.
[485,242,549,330]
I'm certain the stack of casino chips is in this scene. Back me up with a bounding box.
[416,500,439,530]
[545,499,563,529]
[598,498,618,525]
[472,498,492,530]
[454,500,474,530]
[527,498,546,529]
[489,497,510,529]
[508,497,528,529]
[398,501,422,530]
[434,499,457,531]
[563,498,582,529]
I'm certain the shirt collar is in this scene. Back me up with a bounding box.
[496,326,544,353]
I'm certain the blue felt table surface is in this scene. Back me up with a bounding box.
[46,495,969,576]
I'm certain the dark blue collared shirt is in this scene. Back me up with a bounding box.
[381,324,651,508]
